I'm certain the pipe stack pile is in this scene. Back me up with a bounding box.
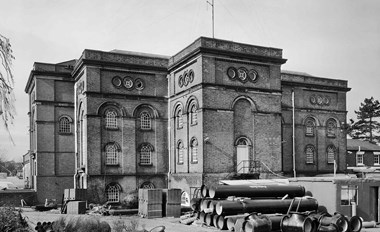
[190,184,363,232]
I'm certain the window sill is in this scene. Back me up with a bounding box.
[191,161,198,164]
[105,164,120,166]
[139,163,153,166]
[139,128,153,132]
[105,127,119,131]
[190,123,198,127]
[326,135,336,138]
[58,132,73,135]
[177,163,184,165]
[305,134,315,137]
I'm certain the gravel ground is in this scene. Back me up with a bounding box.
[20,207,380,232]
[20,207,218,232]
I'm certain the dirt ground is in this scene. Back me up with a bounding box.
[20,207,218,232]
[20,207,380,232]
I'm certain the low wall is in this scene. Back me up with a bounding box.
[0,190,37,207]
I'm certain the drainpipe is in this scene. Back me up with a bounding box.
[292,89,296,178]
[167,76,171,189]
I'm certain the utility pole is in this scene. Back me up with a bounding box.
[207,0,215,38]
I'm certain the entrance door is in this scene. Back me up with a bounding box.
[237,144,249,174]
[370,187,380,222]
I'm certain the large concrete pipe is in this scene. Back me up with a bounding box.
[208,184,305,199]
[242,214,271,232]
[281,213,316,232]
[266,214,285,231]
[215,198,318,216]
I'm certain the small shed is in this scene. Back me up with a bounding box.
[289,176,380,222]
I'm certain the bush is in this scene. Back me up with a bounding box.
[52,216,111,232]
[0,206,30,231]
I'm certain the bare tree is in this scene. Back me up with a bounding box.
[0,34,16,143]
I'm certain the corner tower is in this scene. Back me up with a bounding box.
[168,37,287,193]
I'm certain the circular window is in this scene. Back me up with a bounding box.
[123,77,134,90]
[248,69,259,82]
[323,96,331,105]
[310,95,317,105]
[112,76,122,88]
[183,71,190,86]
[189,69,195,83]
[227,67,237,79]
[317,95,323,105]
[237,68,248,82]
[178,75,184,87]
[135,78,145,90]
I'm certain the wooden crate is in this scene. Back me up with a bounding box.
[69,189,87,201]
[144,189,162,204]
[163,203,181,218]
[163,189,181,204]
[66,201,86,214]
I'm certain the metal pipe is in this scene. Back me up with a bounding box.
[205,213,215,226]
[208,184,305,199]
[200,184,209,198]
[319,213,349,232]
[216,198,318,216]
[292,89,296,178]
[349,216,362,232]
[281,213,315,232]
[243,214,271,232]
[226,215,248,231]
[215,215,228,230]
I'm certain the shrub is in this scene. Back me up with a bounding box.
[52,216,111,232]
[0,206,30,231]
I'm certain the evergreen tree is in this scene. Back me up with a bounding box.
[348,97,380,144]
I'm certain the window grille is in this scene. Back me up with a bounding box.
[107,185,120,202]
[305,118,316,136]
[140,145,152,165]
[326,119,337,137]
[191,138,198,163]
[177,109,183,129]
[327,145,335,164]
[140,112,151,130]
[105,144,119,165]
[177,141,184,164]
[190,104,197,125]
[305,145,315,164]
[105,110,117,129]
[59,117,71,133]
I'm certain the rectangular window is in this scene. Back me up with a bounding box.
[140,151,151,165]
[374,152,380,165]
[178,149,184,164]
[341,185,358,206]
[356,153,364,166]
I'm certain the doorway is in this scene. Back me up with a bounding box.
[370,187,380,222]
[236,138,250,174]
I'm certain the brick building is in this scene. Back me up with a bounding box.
[346,139,380,173]
[25,60,76,203]
[25,37,350,203]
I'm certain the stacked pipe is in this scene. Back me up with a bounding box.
[191,184,363,232]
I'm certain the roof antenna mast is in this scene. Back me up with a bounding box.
[206,0,215,38]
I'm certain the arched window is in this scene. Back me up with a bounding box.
[305,118,316,136]
[105,110,117,129]
[105,143,119,165]
[305,145,315,164]
[190,137,198,163]
[177,108,183,129]
[106,183,121,202]
[59,116,71,133]
[327,145,336,164]
[140,111,151,130]
[326,119,337,138]
[177,140,184,164]
[140,144,153,165]
[190,103,198,125]
[140,181,155,189]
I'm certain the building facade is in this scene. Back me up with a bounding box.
[25,37,350,203]
[25,60,76,203]
[347,139,380,173]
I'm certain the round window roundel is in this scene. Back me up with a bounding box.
[227,67,237,80]
[237,67,248,82]
[178,75,184,87]
[310,95,317,104]
[183,71,190,86]
[112,76,122,88]
[123,77,134,89]
[248,69,259,82]
[135,78,145,90]
[189,69,194,82]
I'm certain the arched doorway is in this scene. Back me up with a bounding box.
[235,137,251,174]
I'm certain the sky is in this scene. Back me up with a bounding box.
[0,0,379,162]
